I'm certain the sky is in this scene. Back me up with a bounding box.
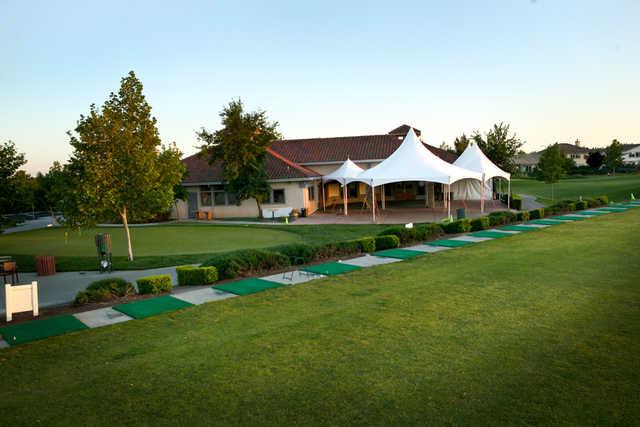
[1,0,639,175]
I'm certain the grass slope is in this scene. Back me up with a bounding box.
[2,223,388,272]
[512,174,640,205]
[0,210,638,425]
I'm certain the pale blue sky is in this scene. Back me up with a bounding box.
[1,0,639,174]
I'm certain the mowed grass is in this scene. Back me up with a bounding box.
[0,210,638,425]
[1,223,389,271]
[512,174,640,204]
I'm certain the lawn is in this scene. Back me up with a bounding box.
[512,174,640,205]
[0,209,638,425]
[1,223,389,272]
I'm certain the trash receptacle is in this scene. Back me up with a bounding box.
[300,208,308,217]
[35,255,56,276]
[456,208,466,220]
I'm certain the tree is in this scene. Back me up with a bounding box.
[197,99,281,218]
[0,141,27,215]
[439,142,455,154]
[472,123,524,173]
[453,133,470,155]
[67,71,184,260]
[536,143,567,201]
[605,139,624,174]
[586,151,605,169]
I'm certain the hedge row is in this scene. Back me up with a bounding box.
[74,278,135,305]
[377,223,444,244]
[137,275,173,295]
[176,266,218,286]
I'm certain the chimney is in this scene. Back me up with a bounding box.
[575,139,581,147]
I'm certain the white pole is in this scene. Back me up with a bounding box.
[481,173,485,214]
[382,185,386,210]
[343,182,348,216]
[322,182,326,212]
[371,183,376,223]
[508,179,511,210]
[447,183,451,219]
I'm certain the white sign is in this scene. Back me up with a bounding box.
[5,281,39,322]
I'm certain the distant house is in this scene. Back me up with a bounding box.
[515,139,590,173]
[622,144,640,165]
[514,152,541,174]
[178,125,456,219]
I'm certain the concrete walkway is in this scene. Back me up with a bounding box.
[520,194,545,210]
[1,216,56,234]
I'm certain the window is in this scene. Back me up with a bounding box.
[272,189,286,204]
[347,183,358,198]
[199,191,212,207]
[308,185,315,201]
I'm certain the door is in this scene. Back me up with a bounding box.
[187,192,198,219]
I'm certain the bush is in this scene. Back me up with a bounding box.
[470,217,490,231]
[203,249,290,280]
[515,211,530,222]
[595,195,609,205]
[74,277,134,305]
[136,274,173,295]
[443,218,471,234]
[529,208,544,220]
[378,224,443,243]
[270,243,317,264]
[575,200,588,210]
[355,237,376,253]
[176,266,218,286]
[374,235,400,250]
[488,211,517,226]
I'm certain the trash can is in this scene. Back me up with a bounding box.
[456,208,466,220]
[300,208,308,217]
[35,255,56,276]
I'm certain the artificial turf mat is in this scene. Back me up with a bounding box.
[113,295,194,319]
[426,239,475,248]
[527,219,566,225]
[470,230,511,239]
[574,211,607,216]
[0,314,88,346]
[213,278,283,296]
[552,215,587,221]
[596,207,628,211]
[498,225,538,232]
[302,262,362,276]
[373,248,425,259]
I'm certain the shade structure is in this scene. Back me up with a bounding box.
[347,129,482,186]
[322,158,364,184]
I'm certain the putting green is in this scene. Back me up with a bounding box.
[373,249,425,259]
[0,314,88,346]
[471,231,511,239]
[427,239,475,248]
[213,278,284,296]
[113,295,194,319]
[302,262,362,276]
[527,219,566,225]
[498,225,537,232]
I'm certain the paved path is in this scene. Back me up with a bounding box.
[520,194,545,210]
[1,216,56,234]
[0,266,184,314]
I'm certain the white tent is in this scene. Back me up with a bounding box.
[321,158,364,215]
[451,142,511,212]
[348,129,483,221]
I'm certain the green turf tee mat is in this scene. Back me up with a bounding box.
[373,248,425,259]
[498,225,537,232]
[302,262,362,276]
[426,239,475,248]
[113,295,194,319]
[527,219,566,225]
[596,207,628,211]
[213,277,283,296]
[553,215,586,221]
[471,230,511,239]
[0,314,88,346]
[574,211,607,216]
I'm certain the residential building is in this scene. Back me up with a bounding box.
[622,144,640,165]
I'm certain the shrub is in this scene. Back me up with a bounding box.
[374,235,400,250]
[334,240,362,256]
[595,195,609,205]
[355,237,376,253]
[470,217,490,231]
[270,243,316,264]
[565,202,576,211]
[515,211,530,222]
[378,224,443,243]
[529,208,544,220]
[584,197,599,207]
[413,223,444,241]
[203,249,290,280]
[488,211,517,226]
[575,200,588,210]
[443,218,471,234]
[74,277,134,305]
[136,274,173,295]
[176,266,218,286]
[510,194,523,210]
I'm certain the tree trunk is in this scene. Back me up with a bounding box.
[121,206,134,261]
[256,199,263,219]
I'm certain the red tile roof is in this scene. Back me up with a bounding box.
[270,134,457,164]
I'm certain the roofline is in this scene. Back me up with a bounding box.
[183,177,320,186]
[298,159,386,166]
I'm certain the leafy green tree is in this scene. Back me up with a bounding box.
[10,170,37,213]
[67,71,184,260]
[472,123,524,173]
[453,133,470,155]
[198,99,281,218]
[605,139,624,174]
[586,151,605,169]
[536,143,567,201]
[0,140,27,215]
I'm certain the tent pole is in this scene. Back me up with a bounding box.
[322,182,326,212]
[371,183,376,223]
[481,173,485,214]
[343,182,348,216]
[508,179,511,210]
[382,185,386,210]
[447,184,451,219]
[424,182,428,207]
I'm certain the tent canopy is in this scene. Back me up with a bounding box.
[321,158,364,185]
[453,142,510,180]
[347,128,482,186]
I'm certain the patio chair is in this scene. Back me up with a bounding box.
[1,261,19,284]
